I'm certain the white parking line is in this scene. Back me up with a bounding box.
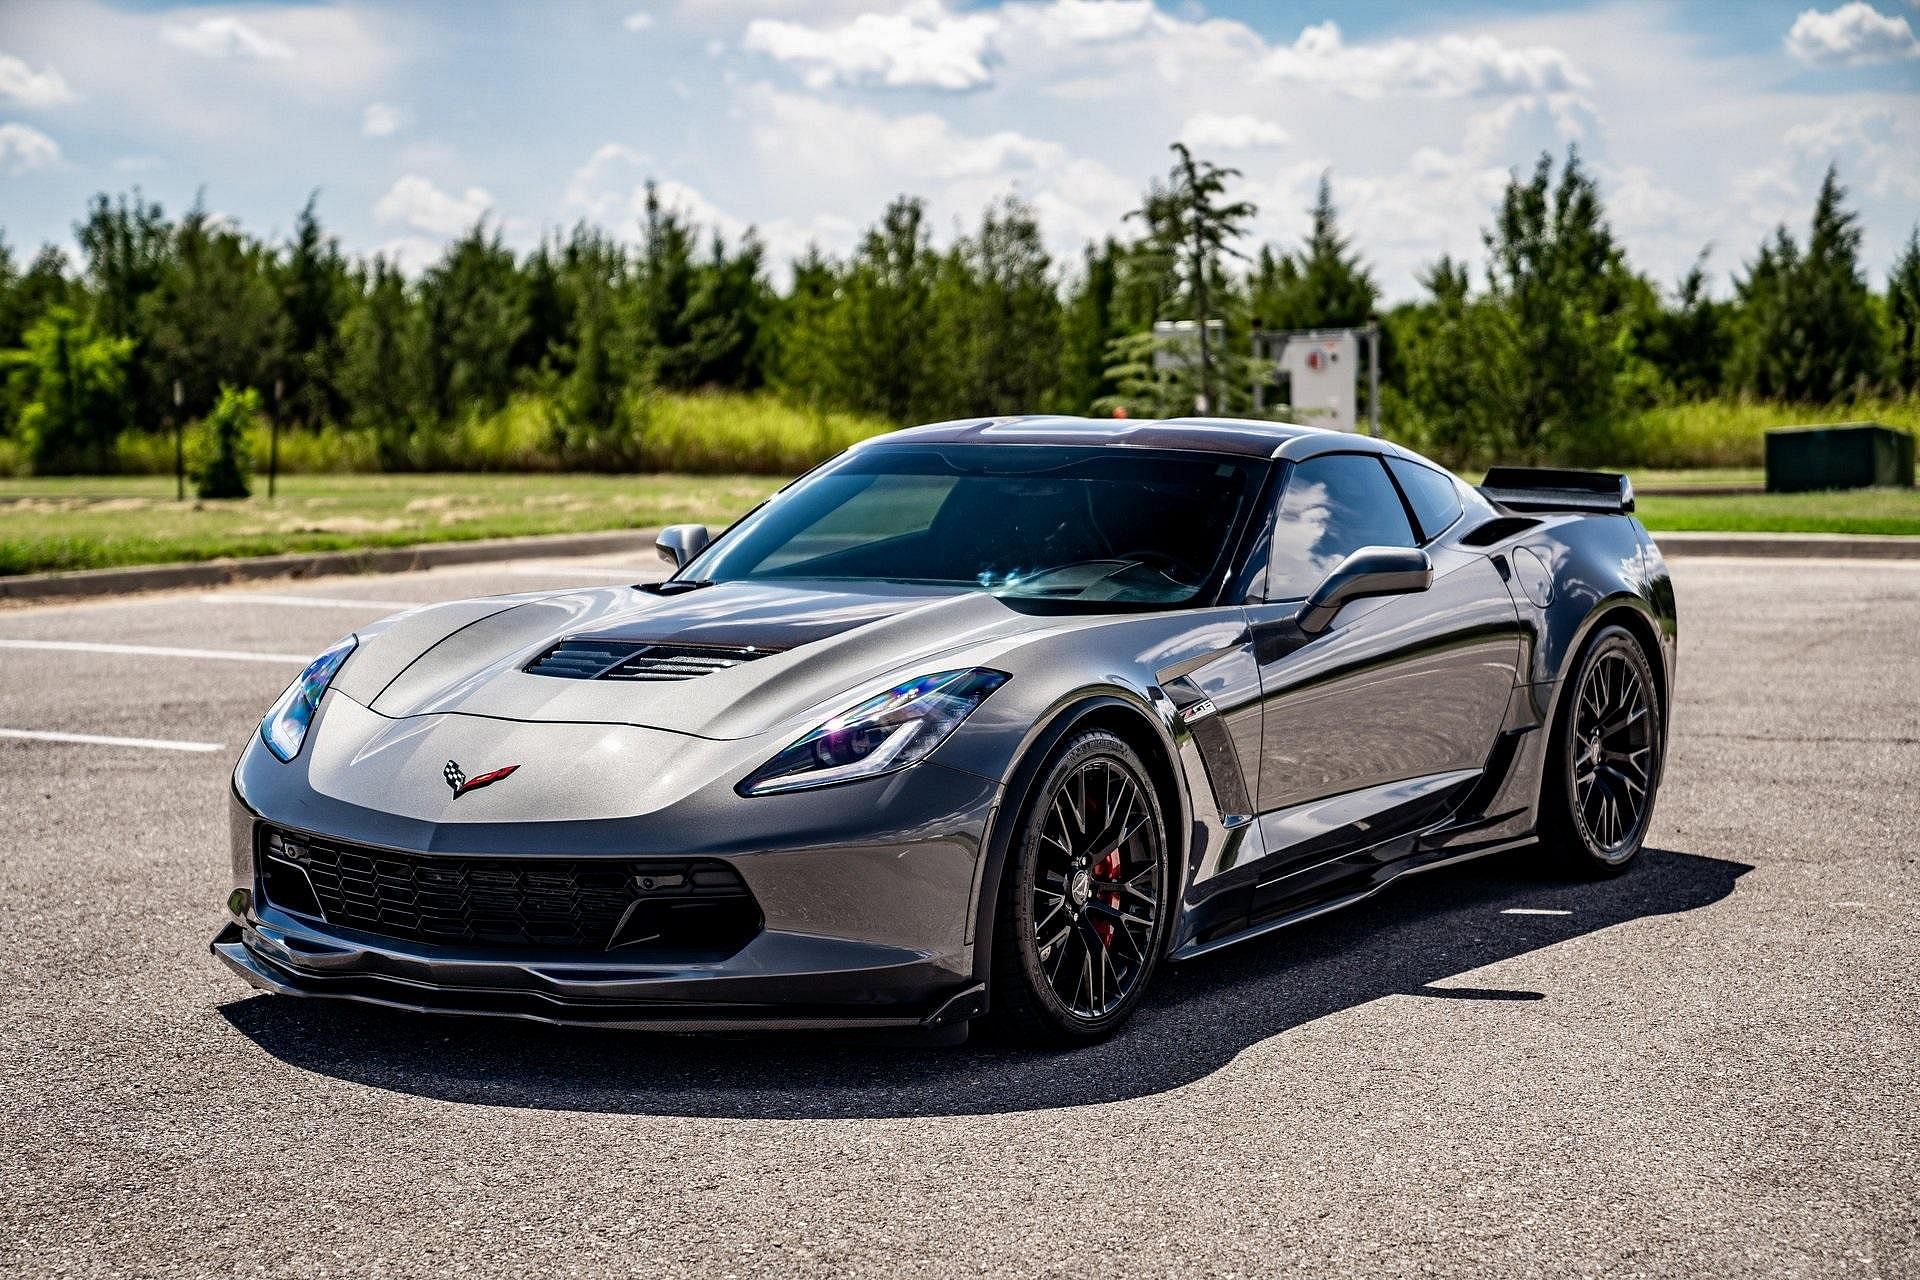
[199,593,422,611]
[1501,908,1573,916]
[0,638,307,664]
[0,728,225,753]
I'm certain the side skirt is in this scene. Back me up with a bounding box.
[1166,833,1537,963]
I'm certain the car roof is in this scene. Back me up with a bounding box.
[863,414,1419,463]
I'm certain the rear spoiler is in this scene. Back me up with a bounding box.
[1479,467,1635,515]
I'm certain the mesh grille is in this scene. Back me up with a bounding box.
[523,639,772,682]
[258,827,759,954]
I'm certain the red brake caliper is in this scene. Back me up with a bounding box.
[1091,850,1122,947]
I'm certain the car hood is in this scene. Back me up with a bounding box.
[334,580,1050,740]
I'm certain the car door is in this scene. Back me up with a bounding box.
[1245,452,1522,882]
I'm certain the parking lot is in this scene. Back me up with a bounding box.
[1,551,1916,1277]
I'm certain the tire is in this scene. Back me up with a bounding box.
[987,730,1171,1046]
[1540,624,1665,874]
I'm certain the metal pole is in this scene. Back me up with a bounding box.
[172,380,184,501]
[1366,321,1380,437]
[269,378,282,500]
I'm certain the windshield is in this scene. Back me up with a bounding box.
[684,443,1266,607]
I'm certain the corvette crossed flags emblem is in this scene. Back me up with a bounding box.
[443,759,520,799]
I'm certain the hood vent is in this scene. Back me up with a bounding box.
[524,638,774,683]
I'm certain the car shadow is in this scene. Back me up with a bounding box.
[219,846,1748,1119]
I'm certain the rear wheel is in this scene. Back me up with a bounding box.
[1542,625,1664,873]
[989,730,1170,1045]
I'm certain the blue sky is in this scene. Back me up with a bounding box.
[1,0,1916,300]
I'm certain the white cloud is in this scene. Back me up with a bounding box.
[1261,20,1588,98]
[741,85,1134,263]
[623,11,656,33]
[1785,3,1920,66]
[163,16,295,61]
[362,102,400,137]
[0,121,59,172]
[1180,112,1289,150]
[1784,104,1920,198]
[111,154,165,173]
[374,175,493,236]
[0,54,75,108]
[1003,0,1162,46]
[743,0,999,90]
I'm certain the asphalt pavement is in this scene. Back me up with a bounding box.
[1,552,1915,1278]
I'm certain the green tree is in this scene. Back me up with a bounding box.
[1385,256,1520,465]
[74,191,171,424]
[1729,165,1884,401]
[142,204,284,421]
[338,258,428,466]
[277,193,351,428]
[1127,143,1257,413]
[1057,239,1123,414]
[4,306,133,473]
[1251,173,1376,331]
[1630,250,1729,400]
[1481,147,1632,459]
[418,221,528,420]
[1884,226,1920,393]
[192,384,255,499]
[838,197,941,421]
[940,197,1060,417]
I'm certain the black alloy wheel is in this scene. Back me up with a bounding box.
[991,730,1170,1043]
[1545,625,1664,872]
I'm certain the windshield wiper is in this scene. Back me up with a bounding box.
[640,578,717,595]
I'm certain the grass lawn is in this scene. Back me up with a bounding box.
[1634,488,1920,536]
[0,473,782,576]
[3,470,1916,577]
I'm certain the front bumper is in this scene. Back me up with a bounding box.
[217,736,1005,1031]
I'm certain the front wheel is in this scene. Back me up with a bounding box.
[988,730,1170,1045]
[1541,625,1665,873]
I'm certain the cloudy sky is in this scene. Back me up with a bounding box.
[1,0,1916,300]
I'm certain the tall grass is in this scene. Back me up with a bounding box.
[11,392,1915,479]
[1594,398,1920,469]
[88,391,896,478]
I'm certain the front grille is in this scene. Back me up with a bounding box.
[257,827,761,955]
[524,638,772,682]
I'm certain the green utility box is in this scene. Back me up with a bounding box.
[1765,422,1915,493]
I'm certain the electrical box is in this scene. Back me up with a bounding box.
[1765,423,1915,492]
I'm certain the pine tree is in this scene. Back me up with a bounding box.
[1889,227,1920,393]
[278,193,350,429]
[1730,165,1884,401]
[1252,173,1376,331]
[1128,143,1257,413]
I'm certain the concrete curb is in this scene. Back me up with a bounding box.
[1652,530,1920,560]
[2,525,1915,606]
[0,528,659,604]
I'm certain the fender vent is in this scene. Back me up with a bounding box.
[524,639,774,682]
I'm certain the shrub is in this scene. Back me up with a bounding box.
[190,386,257,499]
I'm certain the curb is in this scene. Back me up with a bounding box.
[0,528,659,604]
[1651,530,1920,560]
[2,525,1915,606]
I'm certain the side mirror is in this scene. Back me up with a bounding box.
[1298,546,1432,636]
[655,524,710,570]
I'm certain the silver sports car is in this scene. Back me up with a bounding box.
[213,416,1675,1044]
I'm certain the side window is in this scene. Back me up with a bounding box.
[1264,454,1417,600]
[1387,457,1465,542]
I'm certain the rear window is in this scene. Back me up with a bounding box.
[1387,458,1465,541]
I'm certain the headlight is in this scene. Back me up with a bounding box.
[739,668,1008,795]
[260,635,356,762]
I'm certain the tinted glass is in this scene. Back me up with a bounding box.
[688,444,1265,607]
[1265,453,1417,600]
[1387,457,1465,541]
